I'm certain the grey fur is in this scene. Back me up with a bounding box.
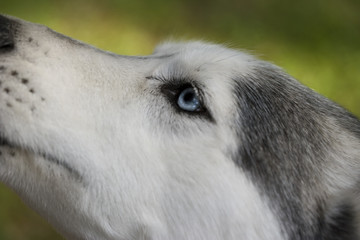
[233,62,360,239]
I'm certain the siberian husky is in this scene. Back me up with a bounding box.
[0,15,359,240]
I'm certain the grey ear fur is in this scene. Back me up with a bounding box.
[232,63,360,239]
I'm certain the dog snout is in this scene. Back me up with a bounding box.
[0,15,15,53]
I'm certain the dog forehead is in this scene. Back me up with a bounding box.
[150,42,260,98]
[149,42,263,126]
[153,41,256,73]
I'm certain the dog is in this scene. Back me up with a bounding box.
[0,15,359,240]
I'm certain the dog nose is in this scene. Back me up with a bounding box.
[0,15,15,52]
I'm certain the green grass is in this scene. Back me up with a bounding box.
[0,0,359,239]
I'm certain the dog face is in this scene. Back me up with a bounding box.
[0,15,359,240]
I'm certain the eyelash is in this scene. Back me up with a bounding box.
[146,75,214,121]
[161,82,198,103]
[159,82,214,121]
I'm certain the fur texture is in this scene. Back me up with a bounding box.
[0,15,359,240]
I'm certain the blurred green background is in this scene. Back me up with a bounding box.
[0,0,359,239]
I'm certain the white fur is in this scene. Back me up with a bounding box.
[0,17,285,239]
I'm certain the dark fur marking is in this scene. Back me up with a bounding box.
[11,70,18,76]
[0,15,15,53]
[4,87,10,93]
[232,64,360,239]
[21,78,29,84]
[315,203,358,240]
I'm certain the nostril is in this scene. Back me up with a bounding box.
[0,15,15,52]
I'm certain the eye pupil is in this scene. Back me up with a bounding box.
[177,87,201,112]
[183,91,195,102]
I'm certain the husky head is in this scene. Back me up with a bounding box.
[0,15,359,240]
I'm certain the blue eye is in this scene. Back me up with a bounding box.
[177,87,202,112]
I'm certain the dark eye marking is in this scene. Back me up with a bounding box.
[146,75,215,122]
